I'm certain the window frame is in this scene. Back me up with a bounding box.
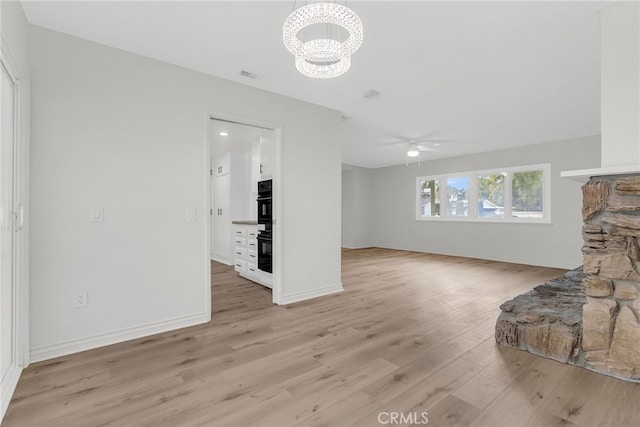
[416,163,551,224]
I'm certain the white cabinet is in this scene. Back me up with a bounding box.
[214,152,231,177]
[260,135,273,179]
[212,150,251,264]
[233,224,269,287]
[211,174,231,264]
[251,141,261,193]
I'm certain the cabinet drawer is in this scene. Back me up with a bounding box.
[247,229,259,238]
[234,260,247,273]
[234,228,247,237]
[247,250,257,263]
[247,263,259,278]
[247,238,258,250]
[234,247,247,259]
[233,236,247,247]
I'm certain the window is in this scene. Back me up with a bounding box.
[418,178,440,217]
[477,173,506,218]
[416,164,550,223]
[511,170,544,219]
[446,176,469,217]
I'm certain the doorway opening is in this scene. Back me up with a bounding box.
[0,54,27,422]
[207,115,280,305]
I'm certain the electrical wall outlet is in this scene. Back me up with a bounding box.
[74,291,88,308]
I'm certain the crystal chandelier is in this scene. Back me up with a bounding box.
[283,2,363,79]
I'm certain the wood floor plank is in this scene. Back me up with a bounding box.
[425,395,482,427]
[3,248,639,427]
[453,345,536,410]
[469,354,569,427]
[353,357,485,426]
[526,364,640,427]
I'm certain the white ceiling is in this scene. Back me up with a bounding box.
[21,0,603,168]
[210,118,273,158]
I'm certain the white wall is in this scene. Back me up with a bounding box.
[1,1,29,69]
[366,136,600,269]
[29,25,342,361]
[600,1,639,168]
[342,164,373,249]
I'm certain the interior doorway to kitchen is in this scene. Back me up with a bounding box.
[207,114,280,305]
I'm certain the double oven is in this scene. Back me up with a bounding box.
[257,179,272,273]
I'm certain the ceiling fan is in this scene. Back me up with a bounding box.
[379,134,448,158]
[405,140,442,157]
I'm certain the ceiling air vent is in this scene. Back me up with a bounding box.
[363,89,381,99]
[240,70,261,80]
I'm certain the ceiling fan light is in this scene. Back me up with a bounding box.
[407,149,420,157]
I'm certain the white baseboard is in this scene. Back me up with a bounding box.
[280,283,344,305]
[375,244,579,270]
[30,312,209,363]
[1,363,22,423]
[211,255,233,266]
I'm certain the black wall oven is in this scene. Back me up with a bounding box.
[257,179,272,273]
[257,234,272,273]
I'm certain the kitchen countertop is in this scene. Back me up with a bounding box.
[231,220,258,225]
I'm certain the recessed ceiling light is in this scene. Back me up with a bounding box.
[219,132,229,136]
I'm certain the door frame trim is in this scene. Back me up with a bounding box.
[204,110,284,309]
[0,33,29,422]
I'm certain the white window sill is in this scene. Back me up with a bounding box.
[415,217,552,225]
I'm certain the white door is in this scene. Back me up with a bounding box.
[212,174,231,264]
[0,59,21,421]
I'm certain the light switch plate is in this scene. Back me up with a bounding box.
[186,209,197,223]
[91,207,104,222]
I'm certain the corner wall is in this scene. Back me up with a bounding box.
[342,164,373,249]
[367,136,601,269]
[28,26,342,361]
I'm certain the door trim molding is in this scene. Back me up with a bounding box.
[0,33,29,422]
[205,111,284,305]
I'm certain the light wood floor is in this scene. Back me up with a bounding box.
[5,248,640,426]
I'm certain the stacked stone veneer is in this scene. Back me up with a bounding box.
[581,175,640,380]
[495,268,586,364]
[496,174,640,382]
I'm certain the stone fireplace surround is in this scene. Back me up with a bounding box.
[496,174,640,382]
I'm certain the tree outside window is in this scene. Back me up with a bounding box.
[512,170,543,218]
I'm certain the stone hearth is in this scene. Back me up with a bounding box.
[496,174,640,382]
[495,268,586,365]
